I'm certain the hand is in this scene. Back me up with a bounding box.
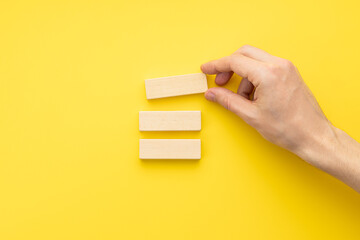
[201,45,333,156]
[201,45,360,192]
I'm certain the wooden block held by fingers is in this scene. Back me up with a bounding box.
[139,111,201,131]
[145,73,208,99]
[139,139,201,159]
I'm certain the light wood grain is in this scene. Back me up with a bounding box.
[139,111,201,131]
[139,139,201,159]
[145,73,208,99]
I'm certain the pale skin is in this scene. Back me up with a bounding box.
[201,45,360,193]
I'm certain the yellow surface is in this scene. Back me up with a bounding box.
[1,0,360,239]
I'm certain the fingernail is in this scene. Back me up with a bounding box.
[205,91,215,102]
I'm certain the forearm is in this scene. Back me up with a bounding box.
[296,124,360,192]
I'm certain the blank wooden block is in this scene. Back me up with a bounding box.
[145,73,208,99]
[139,111,201,131]
[139,139,201,159]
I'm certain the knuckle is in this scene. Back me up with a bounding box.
[229,55,240,68]
[223,94,238,112]
[266,63,282,76]
[258,64,281,85]
[279,59,295,70]
[238,44,251,54]
[265,59,296,80]
[224,95,233,111]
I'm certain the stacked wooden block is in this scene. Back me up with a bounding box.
[139,73,208,159]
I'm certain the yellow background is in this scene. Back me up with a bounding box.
[1,0,360,239]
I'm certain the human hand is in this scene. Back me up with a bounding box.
[201,45,335,167]
[201,45,360,192]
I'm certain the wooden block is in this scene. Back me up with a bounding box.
[139,111,201,131]
[145,73,208,99]
[139,139,201,159]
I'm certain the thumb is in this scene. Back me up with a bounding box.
[205,87,257,122]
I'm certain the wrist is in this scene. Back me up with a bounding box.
[294,121,339,171]
[291,119,360,192]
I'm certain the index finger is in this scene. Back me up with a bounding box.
[201,54,265,87]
